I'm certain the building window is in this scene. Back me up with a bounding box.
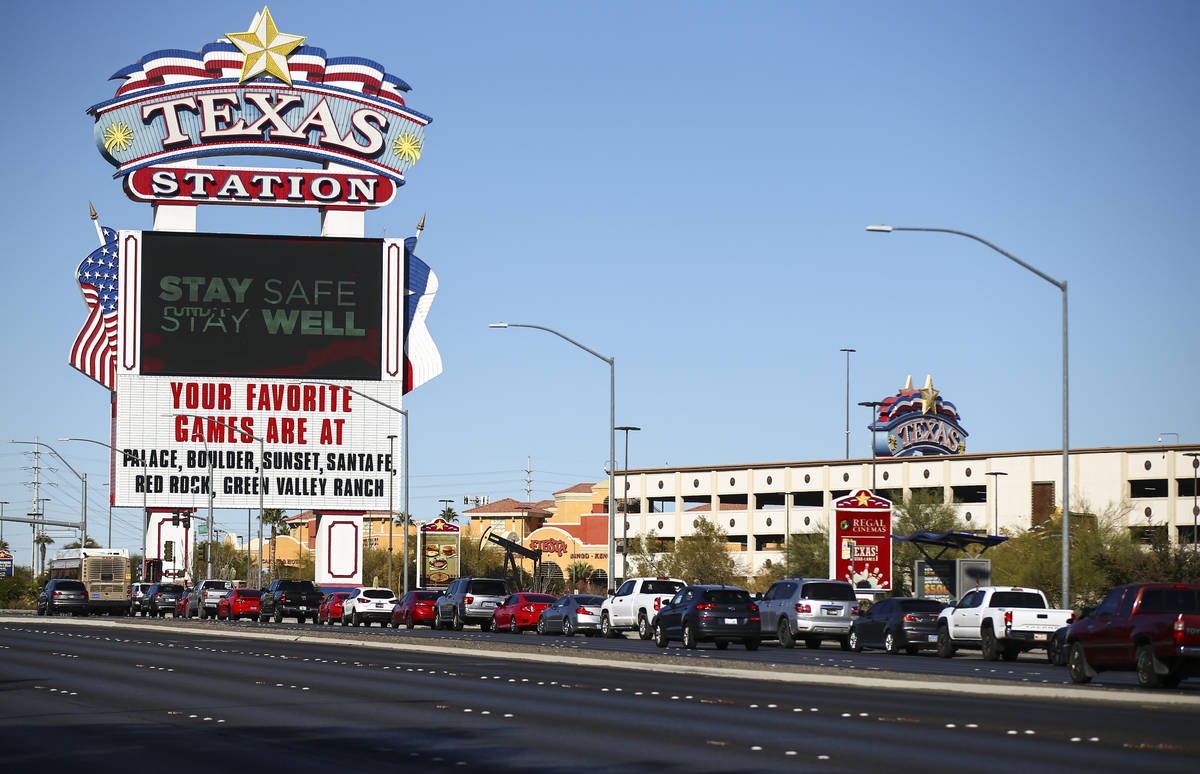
[804,474,811,483]
[729,518,737,528]
[1179,478,1198,498]
[792,491,822,507]
[657,520,664,530]
[765,517,773,527]
[923,469,930,479]
[882,471,889,481]
[729,476,736,486]
[965,512,973,522]
[1144,460,1152,471]
[658,480,665,489]
[755,492,786,510]
[804,516,811,526]
[766,475,773,485]
[693,478,700,488]
[952,485,987,504]
[1130,479,1168,498]
[965,467,972,477]
[718,494,748,509]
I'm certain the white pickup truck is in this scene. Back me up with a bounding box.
[937,586,1074,661]
[600,577,686,640]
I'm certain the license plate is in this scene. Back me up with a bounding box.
[929,634,938,642]
[823,609,840,616]
[1034,633,1047,641]
[299,606,308,611]
[723,618,738,625]
[483,602,496,608]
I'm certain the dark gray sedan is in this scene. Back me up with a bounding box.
[37,579,89,616]
[536,594,605,636]
[849,597,944,654]
[653,585,761,650]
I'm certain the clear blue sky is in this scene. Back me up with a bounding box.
[2,1,1197,564]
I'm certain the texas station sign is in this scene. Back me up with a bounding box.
[72,7,442,520]
[89,7,429,209]
[868,375,969,457]
[832,490,893,592]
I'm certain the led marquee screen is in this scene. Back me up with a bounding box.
[138,232,383,380]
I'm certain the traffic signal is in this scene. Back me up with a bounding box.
[171,510,180,526]
[182,515,191,529]
[163,541,174,562]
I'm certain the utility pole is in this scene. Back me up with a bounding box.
[524,456,533,503]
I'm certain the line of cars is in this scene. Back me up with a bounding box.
[119,575,1200,690]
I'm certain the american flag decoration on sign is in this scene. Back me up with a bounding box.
[70,227,120,390]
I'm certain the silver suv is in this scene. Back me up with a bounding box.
[758,578,859,650]
[186,579,235,619]
[433,577,510,630]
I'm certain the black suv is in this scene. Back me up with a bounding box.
[260,579,323,623]
[653,585,761,650]
[38,579,89,616]
[145,583,185,617]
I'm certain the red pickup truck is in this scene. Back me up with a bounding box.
[1065,582,1200,688]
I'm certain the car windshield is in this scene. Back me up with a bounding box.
[236,590,262,598]
[643,581,684,595]
[469,580,508,596]
[414,592,440,602]
[800,582,855,601]
[899,599,945,613]
[159,584,184,593]
[363,589,394,599]
[54,581,86,591]
[575,596,605,605]
[990,592,1046,609]
[277,580,314,590]
[702,589,751,604]
[1140,587,1200,614]
[521,594,556,604]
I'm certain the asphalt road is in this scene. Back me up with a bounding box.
[0,616,1196,773]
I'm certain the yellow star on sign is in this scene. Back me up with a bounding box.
[227,6,305,86]
[856,491,871,506]
[919,374,940,414]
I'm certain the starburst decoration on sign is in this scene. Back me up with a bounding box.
[226,6,306,86]
[392,132,422,164]
[103,121,134,153]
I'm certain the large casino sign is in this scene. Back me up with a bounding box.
[71,7,441,519]
[868,375,969,457]
[88,6,428,209]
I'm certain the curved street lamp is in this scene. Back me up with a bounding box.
[867,224,1071,604]
[61,437,149,577]
[490,322,617,591]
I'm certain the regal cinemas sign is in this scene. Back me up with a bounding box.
[88,7,429,209]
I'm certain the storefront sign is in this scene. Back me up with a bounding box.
[417,519,460,589]
[832,489,893,591]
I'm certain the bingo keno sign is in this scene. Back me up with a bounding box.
[71,7,441,513]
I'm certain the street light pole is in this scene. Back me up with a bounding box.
[490,322,618,591]
[388,434,397,590]
[615,426,640,580]
[857,402,882,489]
[986,471,1008,535]
[11,441,87,557]
[840,349,855,459]
[868,224,1071,605]
[61,438,149,576]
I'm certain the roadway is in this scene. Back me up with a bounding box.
[0,615,1196,773]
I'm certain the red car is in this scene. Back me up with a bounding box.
[1066,582,1200,688]
[174,590,190,618]
[489,593,557,633]
[391,590,440,629]
[319,592,351,625]
[217,589,262,621]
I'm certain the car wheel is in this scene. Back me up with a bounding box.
[1136,644,1163,689]
[654,621,668,648]
[536,617,547,636]
[352,611,361,627]
[1001,644,1021,662]
[905,645,920,656]
[682,621,698,650]
[777,620,795,649]
[744,638,760,651]
[600,613,616,639]
[714,640,729,650]
[1046,634,1064,666]
[562,617,574,637]
[299,614,307,624]
[1067,641,1092,683]
[848,629,862,653]
[407,620,415,630]
[637,612,652,641]
[936,626,956,659]
[981,626,1000,661]
[274,611,283,624]
[884,630,898,655]
[804,638,820,649]
[449,609,462,631]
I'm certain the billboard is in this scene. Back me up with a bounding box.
[832,489,893,592]
[417,519,460,589]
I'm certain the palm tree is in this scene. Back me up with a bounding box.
[62,537,101,549]
[0,538,10,553]
[439,506,459,523]
[261,509,291,582]
[33,533,54,575]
